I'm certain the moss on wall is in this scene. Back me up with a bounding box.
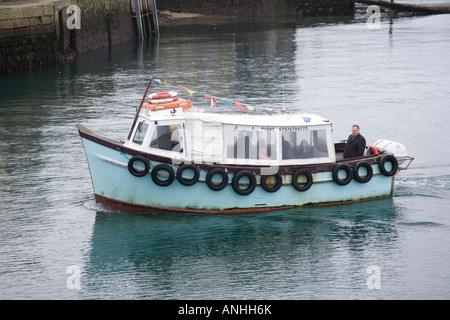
[72,0,134,52]
[0,0,354,73]
[0,0,134,73]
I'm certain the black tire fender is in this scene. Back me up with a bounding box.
[292,169,313,192]
[332,164,352,186]
[261,173,283,193]
[128,155,150,177]
[379,154,398,176]
[151,164,175,186]
[205,168,229,191]
[232,170,257,196]
[176,163,200,186]
[354,161,373,183]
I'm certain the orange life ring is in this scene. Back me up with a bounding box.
[148,97,178,104]
[148,91,178,100]
[369,146,379,155]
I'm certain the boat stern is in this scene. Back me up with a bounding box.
[372,139,414,170]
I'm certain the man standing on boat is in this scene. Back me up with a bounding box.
[344,124,366,158]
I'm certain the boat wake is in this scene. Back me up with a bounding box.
[395,173,450,199]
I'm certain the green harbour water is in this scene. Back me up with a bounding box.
[1,6,450,300]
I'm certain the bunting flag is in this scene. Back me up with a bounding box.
[151,78,259,112]
[234,102,244,113]
[224,100,233,107]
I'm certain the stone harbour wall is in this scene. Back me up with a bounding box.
[73,0,135,54]
[156,0,354,17]
[289,0,355,16]
[157,0,281,17]
[0,0,355,74]
[0,1,64,73]
[0,0,135,74]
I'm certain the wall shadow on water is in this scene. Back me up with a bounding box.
[82,198,399,299]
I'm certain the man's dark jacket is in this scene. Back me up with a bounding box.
[343,134,366,158]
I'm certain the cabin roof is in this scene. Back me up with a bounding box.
[141,108,332,127]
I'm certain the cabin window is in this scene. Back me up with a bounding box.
[282,128,328,160]
[132,121,149,145]
[226,126,277,161]
[150,124,184,153]
[187,120,223,164]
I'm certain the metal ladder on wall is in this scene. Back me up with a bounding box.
[131,0,160,39]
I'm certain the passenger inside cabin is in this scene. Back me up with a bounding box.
[150,125,183,152]
[343,124,366,158]
[282,134,313,160]
[282,136,294,159]
[169,125,182,152]
[281,130,329,160]
[150,126,172,150]
[290,140,313,159]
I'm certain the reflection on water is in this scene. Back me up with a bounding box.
[83,199,398,299]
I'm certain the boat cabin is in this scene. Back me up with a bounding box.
[125,106,336,167]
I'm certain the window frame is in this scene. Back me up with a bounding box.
[147,120,187,158]
[224,124,279,166]
[131,120,150,146]
[278,124,335,165]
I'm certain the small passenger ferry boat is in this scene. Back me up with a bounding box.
[76,78,414,213]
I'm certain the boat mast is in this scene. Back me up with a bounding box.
[127,76,153,140]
